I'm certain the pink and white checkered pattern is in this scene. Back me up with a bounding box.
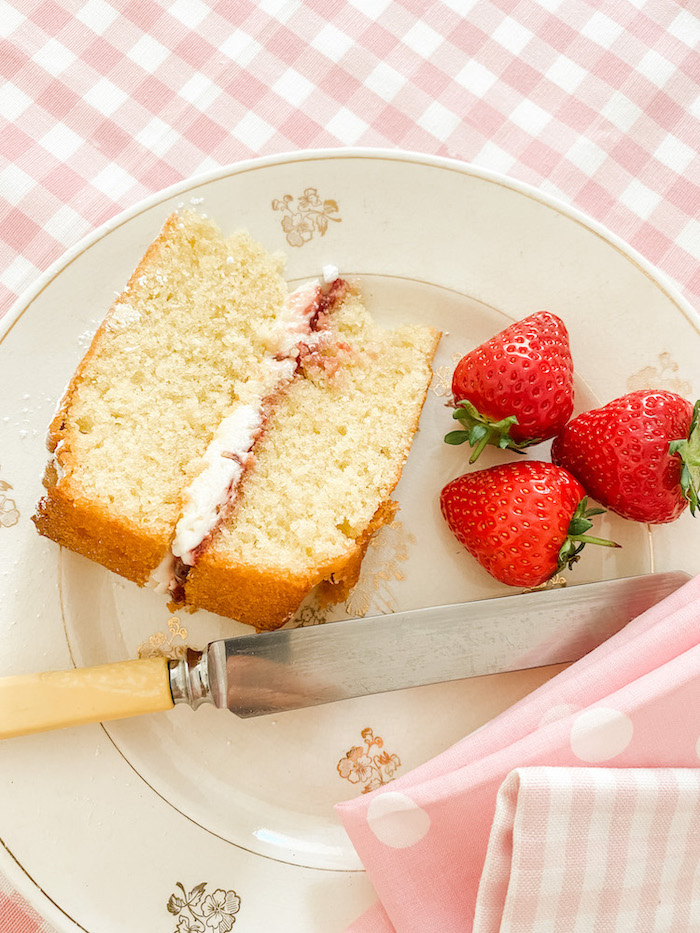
[1,0,699,323]
[0,887,54,933]
[474,768,700,933]
[1,1,699,929]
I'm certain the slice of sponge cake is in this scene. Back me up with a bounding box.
[34,211,440,630]
[185,287,440,630]
[34,211,289,585]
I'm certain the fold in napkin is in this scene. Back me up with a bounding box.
[474,767,700,933]
[336,573,700,933]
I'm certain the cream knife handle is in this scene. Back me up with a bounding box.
[0,657,174,740]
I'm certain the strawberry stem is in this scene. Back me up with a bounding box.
[469,427,493,463]
[445,399,538,463]
[568,534,621,548]
[557,498,620,572]
[669,399,700,516]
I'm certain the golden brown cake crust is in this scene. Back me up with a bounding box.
[34,208,441,631]
[32,216,183,582]
[185,499,400,631]
[184,558,317,632]
[185,325,440,631]
[33,485,166,585]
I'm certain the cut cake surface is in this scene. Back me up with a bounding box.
[34,211,440,630]
[34,211,288,584]
[186,291,439,629]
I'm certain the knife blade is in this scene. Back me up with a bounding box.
[0,571,689,739]
[185,571,688,717]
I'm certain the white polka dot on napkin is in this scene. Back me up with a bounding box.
[366,792,431,848]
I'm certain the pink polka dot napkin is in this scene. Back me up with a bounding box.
[336,572,700,933]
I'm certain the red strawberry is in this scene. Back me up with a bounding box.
[440,461,618,588]
[446,311,574,462]
[551,390,700,524]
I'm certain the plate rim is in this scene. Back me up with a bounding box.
[2,147,698,348]
[0,834,87,933]
[1,146,698,932]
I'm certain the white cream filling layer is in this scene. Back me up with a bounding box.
[171,403,263,566]
[151,278,335,583]
[271,281,321,355]
[322,263,339,284]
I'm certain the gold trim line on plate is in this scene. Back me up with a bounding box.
[0,833,90,933]
[2,152,698,348]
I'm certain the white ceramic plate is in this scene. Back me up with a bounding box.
[1,150,699,933]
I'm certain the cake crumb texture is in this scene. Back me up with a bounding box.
[34,211,287,583]
[33,210,440,629]
[186,290,440,629]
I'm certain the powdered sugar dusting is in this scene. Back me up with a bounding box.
[105,302,142,332]
[77,318,102,350]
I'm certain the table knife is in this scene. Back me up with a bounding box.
[0,571,689,740]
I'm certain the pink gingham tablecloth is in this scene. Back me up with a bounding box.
[1,1,699,930]
[474,767,700,933]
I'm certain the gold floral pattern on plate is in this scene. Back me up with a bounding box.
[293,597,331,627]
[272,188,341,247]
[337,727,401,794]
[345,517,414,617]
[137,617,189,660]
[0,468,19,529]
[430,352,463,400]
[167,882,241,932]
[626,352,692,396]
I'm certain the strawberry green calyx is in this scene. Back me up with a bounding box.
[556,497,620,573]
[445,399,539,464]
[669,400,700,517]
